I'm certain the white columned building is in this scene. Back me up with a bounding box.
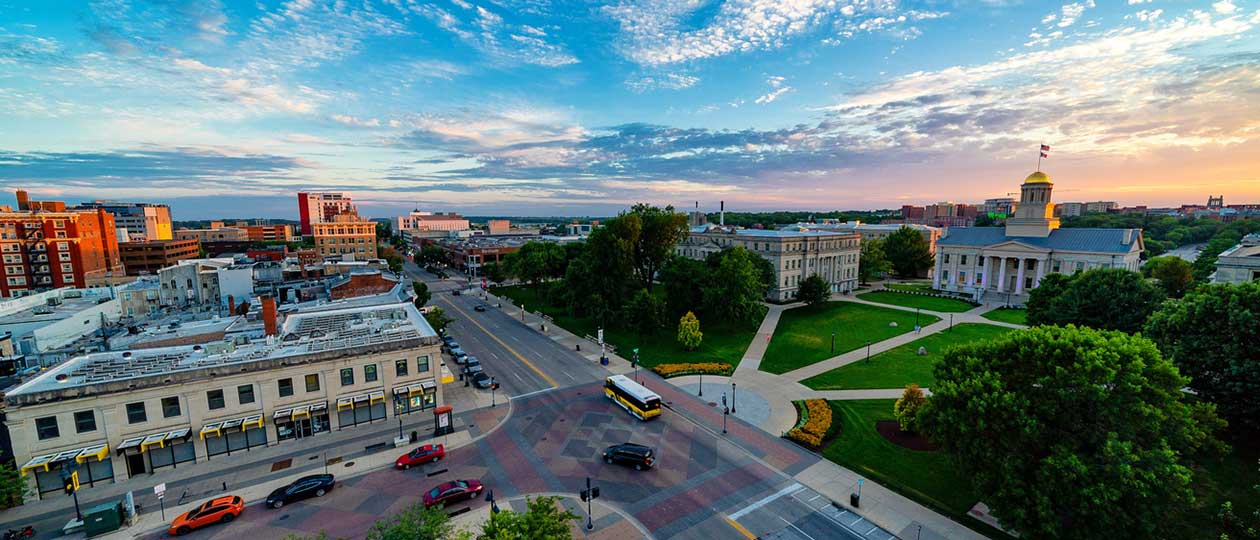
[933,171,1144,304]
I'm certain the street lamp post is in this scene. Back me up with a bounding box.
[830,332,835,355]
[698,371,703,397]
[721,393,729,434]
[398,417,403,440]
[491,376,497,407]
[949,313,954,331]
[915,308,920,331]
[731,382,737,414]
[865,341,872,363]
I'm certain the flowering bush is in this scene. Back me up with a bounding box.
[786,399,834,449]
[651,363,733,378]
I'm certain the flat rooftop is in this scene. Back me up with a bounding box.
[689,225,856,238]
[0,291,113,327]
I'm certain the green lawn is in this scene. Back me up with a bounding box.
[884,281,935,293]
[760,302,939,374]
[801,324,1015,390]
[857,291,977,313]
[823,400,999,537]
[492,284,757,369]
[980,308,1028,326]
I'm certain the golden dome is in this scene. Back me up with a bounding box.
[1024,171,1051,184]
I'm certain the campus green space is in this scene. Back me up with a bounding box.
[883,281,935,293]
[857,291,976,313]
[801,324,1015,390]
[492,285,757,369]
[980,308,1028,326]
[760,302,939,375]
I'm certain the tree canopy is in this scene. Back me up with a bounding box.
[702,247,768,326]
[659,255,707,318]
[412,281,431,307]
[423,307,454,334]
[1145,282,1260,434]
[858,237,891,284]
[624,289,665,338]
[367,503,471,540]
[1142,256,1195,298]
[503,241,565,288]
[883,226,934,278]
[1025,268,1165,333]
[796,274,830,306]
[626,204,690,291]
[921,325,1224,540]
[479,495,579,540]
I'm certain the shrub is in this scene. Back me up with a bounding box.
[786,398,833,449]
[893,384,927,432]
[651,363,733,378]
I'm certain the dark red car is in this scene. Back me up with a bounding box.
[423,479,483,508]
[396,444,445,470]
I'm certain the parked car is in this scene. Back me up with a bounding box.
[472,372,494,389]
[423,479,484,508]
[265,474,336,509]
[462,356,480,369]
[474,305,487,312]
[452,289,461,296]
[602,443,655,471]
[441,336,456,346]
[396,444,445,470]
[169,495,244,536]
[464,364,484,377]
[449,346,466,358]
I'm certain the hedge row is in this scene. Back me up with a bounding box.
[652,363,734,378]
[786,399,833,449]
[881,287,978,304]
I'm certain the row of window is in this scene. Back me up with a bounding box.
[34,357,431,441]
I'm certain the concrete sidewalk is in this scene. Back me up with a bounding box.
[480,290,635,376]
[735,303,798,375]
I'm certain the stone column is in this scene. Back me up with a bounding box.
[1015,258,1027,294]
[996,257,1008,292]
[933,252,943,290]
[1034,258,1048,288]
[979,255,988,288]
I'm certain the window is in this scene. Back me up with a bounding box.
[417,355,430,373]
[207,390,226,410]
[162,396,181,418]
[1052,261,1061,273]
[74,411,96,433]
[395,359,409,377]
[364,364,378,382]
[126,402,147,424]
[1075,261,1085,272]
[340,368,355,386]
[960,255,968,265]
[238,384,255,405]
[959,271,967,284]
[978,257,985,267]
[36,416,59,440]
[942,270,950,282]
[943,254,950,264]
[279,378,294,397]
[305,374,320,392]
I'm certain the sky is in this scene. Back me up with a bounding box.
[0,0,1258,220]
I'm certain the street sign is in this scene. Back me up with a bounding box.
[154,483,166,499]
[597,329,604,345]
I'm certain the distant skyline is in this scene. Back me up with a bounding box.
[1,1,1258,219]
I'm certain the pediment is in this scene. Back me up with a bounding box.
[982,239,1049,253]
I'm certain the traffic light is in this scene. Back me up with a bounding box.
[63,470,79,495]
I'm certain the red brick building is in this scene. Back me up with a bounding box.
[0,208,123,297]
[328,271,400,300]
[119,238,201,275]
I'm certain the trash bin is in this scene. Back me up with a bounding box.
[83,500,124,536]
[850,493,861,508]
[410,430,418,443]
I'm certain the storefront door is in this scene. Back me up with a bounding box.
[125,452,146,477]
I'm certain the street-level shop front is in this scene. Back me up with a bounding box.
[20,443,113,498]
[336,390,387,429]
[201,414,267,458]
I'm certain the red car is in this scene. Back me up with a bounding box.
[396,444,445,470]
[168,495,244,536]
[423,479,484,508]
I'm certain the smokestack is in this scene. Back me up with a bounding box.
[227,295,235,315]
[15,189,28,211]
[720,201,725,226]
[262,296,278,336]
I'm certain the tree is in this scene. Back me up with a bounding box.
[418,245,448,267]
[677,311,703,351]
[1216,460,1260,540]
[482,262,507,285]
[1142,256,1194,298]
[883,226,934,278]
[1193,231,1244,282]
[796,274,829,306]
[624,289,665,338]
[1024,268,1165,333]
[702,247,766,326]
[423,307,454,334]
[479,495,579,540]
[920,325,1225,540]
[368,502,472,540]
[659,255,707,317]
[375,220,393,242]
[503,242,565,288]
[892,384,926,432]
[1145,282,1260,433]
[973,214,998,227]
[563,225,634,325]
[412,281,431,308]
[626,204,690,291]
[0,459,24,509]
[858,237,891,284]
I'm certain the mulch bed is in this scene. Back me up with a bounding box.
[875,420,939,451]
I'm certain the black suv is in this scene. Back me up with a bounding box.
[602,443,655,470]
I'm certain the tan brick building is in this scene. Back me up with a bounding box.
[313,213,377,261]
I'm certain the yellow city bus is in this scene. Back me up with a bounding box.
[604,375,662,420]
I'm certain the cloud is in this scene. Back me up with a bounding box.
[1213,1,1238,14]
[409,2,578,67]
[626,72,700,92]
[0,147,306,192]
[331,114,383,127]
[1057,2,1092,28]
[755,86,792,104]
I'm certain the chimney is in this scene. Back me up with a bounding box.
[15,189,28,211]
[720,201,725,226]
[227,295,235,315]
[262,296,279,336]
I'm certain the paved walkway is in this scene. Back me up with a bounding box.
[735,303,799,375]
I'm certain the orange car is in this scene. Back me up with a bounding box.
[168,495,245,536]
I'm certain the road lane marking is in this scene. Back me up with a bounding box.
[728,482,804,520]
[723,515,756,540]
[443,299,557,388]
[781,517,817,540]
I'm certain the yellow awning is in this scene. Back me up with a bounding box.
[76,444,109,463]
[242,415,264,430]
[199,423,222,440]
[19,454,54,476]
[336,398,354,411]
[140,433,168,451]
[369,391,385,405]
[292,407,310,419]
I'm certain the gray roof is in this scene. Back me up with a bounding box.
[937,227,1141,254]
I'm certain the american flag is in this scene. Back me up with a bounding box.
[1040,152,1048,158]
[1040,144,1050,152]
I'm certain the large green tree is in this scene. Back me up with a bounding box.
[1025,268,1165,333]
[1193,231,1244,282]
[1145,282,1260,433]
[479,495,580,540]
[504,241,565,288]
[796,274,829,306]
[423,307,454,334]
[1142,256,1195,298]
[659,255,707,317]
[883,226,934,277]
[563,225,634,325]
[858,237,891,284]
[624,289,666,338]
[412,281,431,308]
[921,325,1225,540]
[702,247,767,326]
[482,262,507,285]
[367,502,471,540]
[419,245,447,266]
[626,204,690,291]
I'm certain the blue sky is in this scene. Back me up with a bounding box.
[1,0,1258,219]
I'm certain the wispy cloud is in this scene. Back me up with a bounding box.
[408,2,578,67]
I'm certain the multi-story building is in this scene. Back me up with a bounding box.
[119,239,201,275]
[0,287,120,359]
[313,213,378,261]
[981,197,1017,217]
[565,221,602,236]
[117,277,162,320]
[4,293,442,500]
[677,225,861,301]
[175,227,248,243]
[395,211,469,233]
[797,221,942,253]
[72,201,173,242]
[1055,201,1118,218]
[230,222,295,242]
[0,207,122,297]
[157,258,253,311]
[297,192,355,236]
[1212,233,1260,284]
[934,171,1143,303]
[485,219,510,235]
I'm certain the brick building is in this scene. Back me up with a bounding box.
[119,239,201,275]
[0,207,122,297]
[232,223,294,242]
[297,192,355,236]
[313,213,378,261]
[328,271,401,300]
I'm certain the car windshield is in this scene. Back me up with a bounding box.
[409,448,423,457]
[428,488,441,498]
[455,480,468,489]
